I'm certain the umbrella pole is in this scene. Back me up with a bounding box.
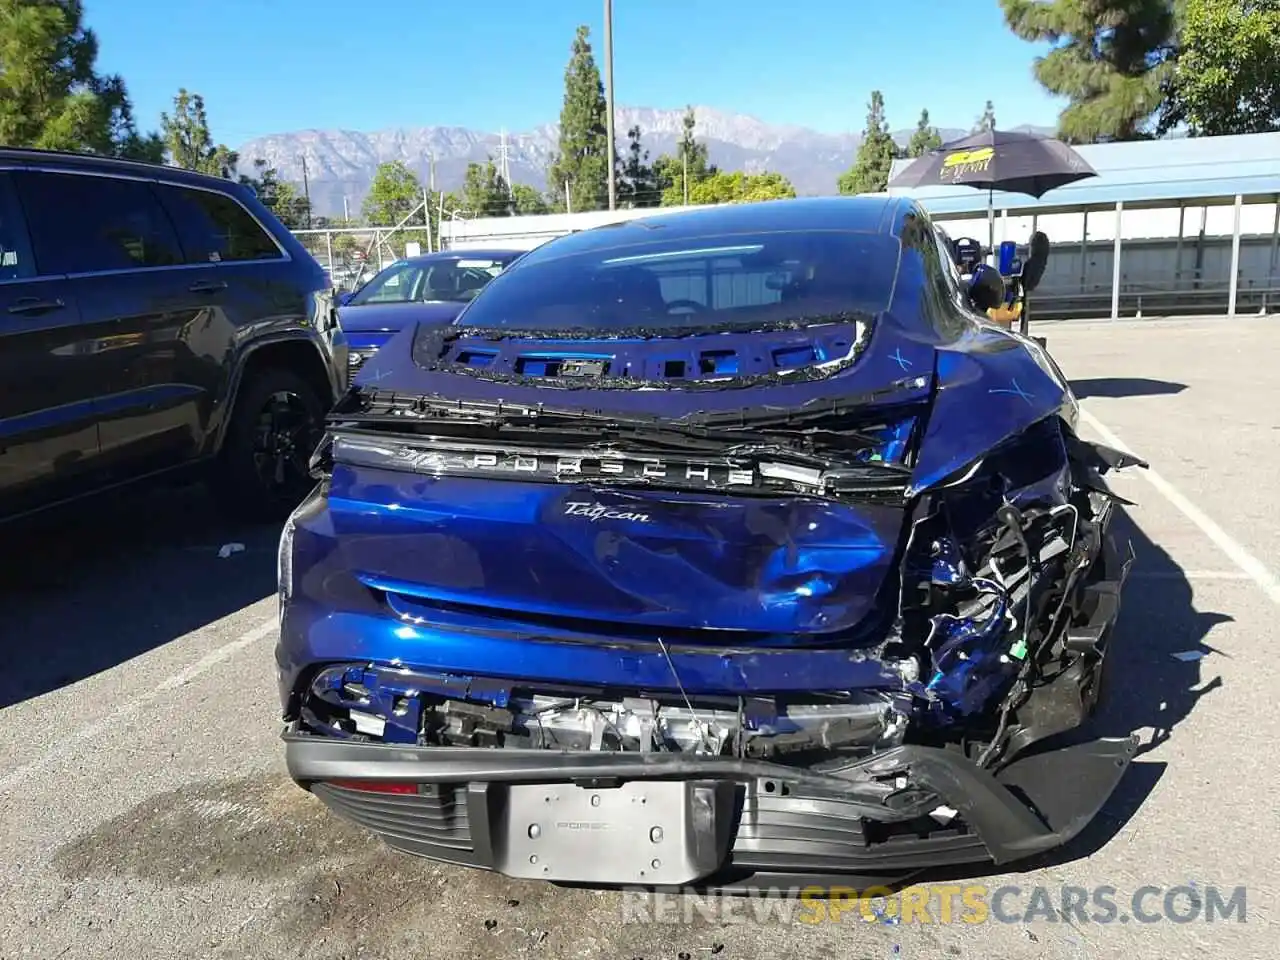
[987,189,995,262]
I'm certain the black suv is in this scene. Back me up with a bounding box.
[0,148,348,524]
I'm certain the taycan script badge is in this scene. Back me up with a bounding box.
[563,502,651,523]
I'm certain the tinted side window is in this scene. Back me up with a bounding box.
[931,227,965,299]
[910,215,968,338]
[0,174,34,282]
[14,171,185,273]
[156,185,283,263]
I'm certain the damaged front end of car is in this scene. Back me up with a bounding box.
[276,339,1146,891]
[275,199,1149,890]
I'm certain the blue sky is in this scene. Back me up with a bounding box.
[88,0,1064,147]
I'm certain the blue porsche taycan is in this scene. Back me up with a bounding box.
[275,196,1145,891]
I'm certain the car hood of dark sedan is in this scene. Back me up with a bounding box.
[337,300,466,333]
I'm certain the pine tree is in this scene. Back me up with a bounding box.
[161,89,239,178]
[621,125,659,207]
[653,106,717,206]
[547,25,614,212]
[974,100,997,133]
[0,0,162,160]
[907,109,943,157]
[837,90,901,195]
[1001,0,1177,142]
[677,107,714,180]
[459,156,512,217]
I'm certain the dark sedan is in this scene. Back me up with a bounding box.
[338,248,526,376]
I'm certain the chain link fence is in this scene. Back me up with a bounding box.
[293,225,438,291]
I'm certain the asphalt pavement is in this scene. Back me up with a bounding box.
[1,316,1276,959]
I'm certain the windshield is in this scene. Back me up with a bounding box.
[453,229,902,331]
[348,256,515,306]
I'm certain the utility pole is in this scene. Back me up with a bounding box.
[423,186,432,253]
[299,154,312,228]
[497,129,515,214]
[497,130,513,193]
[683,145,689,206]
[604,0,616,211]
[342,195,349,221]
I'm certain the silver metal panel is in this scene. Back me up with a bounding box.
[495,779,732,886]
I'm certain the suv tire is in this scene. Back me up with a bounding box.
[212,366,326,522]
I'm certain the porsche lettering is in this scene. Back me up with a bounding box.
[390,446,759,488]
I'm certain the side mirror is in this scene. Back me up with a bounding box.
[337,291,354,306]
[967,264,1005,313]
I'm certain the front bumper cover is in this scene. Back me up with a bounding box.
[284,727,1137,890]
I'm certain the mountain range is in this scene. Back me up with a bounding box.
[235,105,1055,220]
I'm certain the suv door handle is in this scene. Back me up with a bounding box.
[7,297,65,316]
[189,280,228,293]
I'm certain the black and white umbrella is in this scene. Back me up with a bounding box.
[889,129,1098,250]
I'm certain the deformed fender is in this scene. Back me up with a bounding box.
[908,327,1077,496]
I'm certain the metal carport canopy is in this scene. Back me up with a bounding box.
[886,131,1280,215]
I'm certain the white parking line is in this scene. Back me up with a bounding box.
[0,616,278,796]
[1130,571,1252,581]
[1078,406,1280,606]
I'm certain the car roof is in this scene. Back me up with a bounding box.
[398,248,528,265]
[0,146,250,193]
[515,195,917,266]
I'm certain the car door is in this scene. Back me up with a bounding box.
[0,170,102,519]
[151,180,296,452]
[10,169,220,482]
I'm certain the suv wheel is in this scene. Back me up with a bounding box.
[213,367,325,522]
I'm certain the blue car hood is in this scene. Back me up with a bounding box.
[329,311,1072,642]
[338,299,465,333]
[349,310,1071,479]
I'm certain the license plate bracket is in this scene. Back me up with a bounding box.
[494,779,734,886]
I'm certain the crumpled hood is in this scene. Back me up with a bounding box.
[351,312,939,421]
[348,310,1074,498]
[313,308,1077,662]
[338,300,465,333]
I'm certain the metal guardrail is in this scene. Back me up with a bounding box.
[1030,272,1280,319]
[1032,293,1278,320]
